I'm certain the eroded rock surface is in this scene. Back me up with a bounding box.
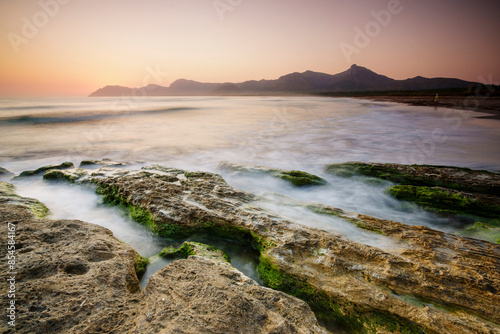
[1,182,328,334]
[0,184,141,334]
[130,256,328,334]
[48,166,500,333]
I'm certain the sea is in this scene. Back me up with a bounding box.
[1,96,500,288]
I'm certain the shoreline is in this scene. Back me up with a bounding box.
[354,95,500,120]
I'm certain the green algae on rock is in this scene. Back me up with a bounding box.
[135,254,150,278]
[0,180,329,334]
[43,168,88,183]
[387,185,500,218]
[18,161,74,177]
[325,162,500,195]
[460,221,500,244]
[0,181,50,218]
[219,161,327,187]
[159,241,231,263]
[38,166,500,333]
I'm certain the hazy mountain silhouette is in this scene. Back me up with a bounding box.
[89,65,477,97]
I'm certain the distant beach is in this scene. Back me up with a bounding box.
[360,94,500,120]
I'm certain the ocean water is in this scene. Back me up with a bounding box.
[1,96,500,287]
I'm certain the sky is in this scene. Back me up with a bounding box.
[0,0,499,97]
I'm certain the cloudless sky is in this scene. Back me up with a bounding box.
[1,0,499,97]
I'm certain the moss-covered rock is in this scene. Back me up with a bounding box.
[18,161,74,177]
[257,254,426,334]
[42,165,500,333]
[278,170,327,186]
[460,222,500,244]
[387,185,500,218]
[325,162,500,196]
[159,241,230,263]
[0,181,50,218]
[135,254,149,278]
[219,162,327,187]
[79,159,129,168]
[43,168,88,183]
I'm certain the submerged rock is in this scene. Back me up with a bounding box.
[387,184,500,218]
[325,161,500,195]
[0,167,13,176]
[220,161,327,187]
[326,162,500,240]
[46,166,500,333]
[79,159,131,168]
[0,183,328,333]
[18,161,74,178]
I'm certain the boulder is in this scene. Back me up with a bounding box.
[0,184,142,334]
[130,257,328,334]
[18,162,74,178]
[45,166,500,333]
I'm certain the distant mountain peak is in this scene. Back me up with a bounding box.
[89,66,478,97]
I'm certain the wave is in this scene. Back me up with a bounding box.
[0,107,197,125]
[0,105,56,111]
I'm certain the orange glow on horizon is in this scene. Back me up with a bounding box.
[1,0,499,97]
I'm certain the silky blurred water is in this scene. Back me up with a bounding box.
[2,96,500,288]
[1,96,499,171]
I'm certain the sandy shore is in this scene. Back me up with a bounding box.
[358,95,500,120]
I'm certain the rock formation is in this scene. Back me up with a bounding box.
[0,181,141,333]
[219,161,327,187]
[17,162,74,178]
[325,162,500,243]
[130,256,328,334]
[324,162,500,195]
[0,167,13,176]
[42,165,500,333]
[0,181,327,334]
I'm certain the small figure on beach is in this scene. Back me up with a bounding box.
[434,94,439,106]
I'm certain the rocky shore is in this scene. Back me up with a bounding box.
[1,161,500,333]
[0,181,327,334]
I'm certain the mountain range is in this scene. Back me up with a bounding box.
[89,64,477,97]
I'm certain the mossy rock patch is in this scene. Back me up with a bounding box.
[159,241,230,263]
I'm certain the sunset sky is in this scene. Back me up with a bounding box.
[1,0,499,97]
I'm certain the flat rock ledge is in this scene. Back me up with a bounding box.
[0,182,327,334]
[43,166,500,334]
